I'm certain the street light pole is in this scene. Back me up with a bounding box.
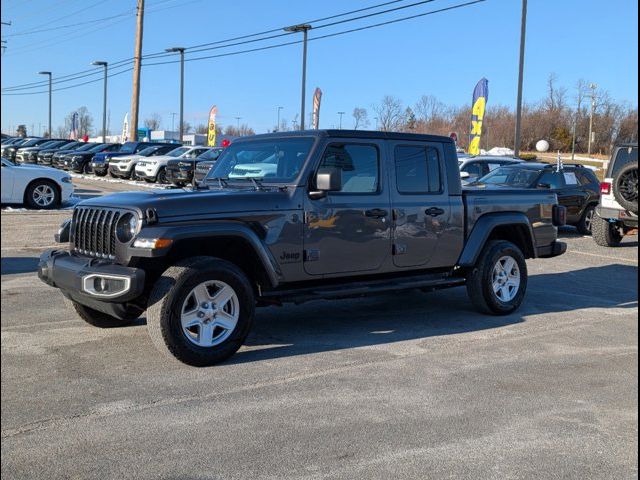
[38,71,52,138]
[170,113,177,133]
[338,112,345,129]
[235,116,242,132]
[513,0,527,157]
[91,61,108,142]
[276,106,283,132]
[588,83,597,156]
[165,47,186,142]
[284,24,312,130]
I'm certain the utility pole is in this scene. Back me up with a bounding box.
[130,0,145,141]
[338,112,345,129]
[92,61,108,142]
[587,83,597,156]
[38,71,52,139]
[165,47,185,141]
[284,24,312,130]
[235,116,242,132]
[513,0,527,157]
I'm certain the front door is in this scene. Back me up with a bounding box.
[303,141,391,276]
[1,161,14,202]
[389,142,452,268]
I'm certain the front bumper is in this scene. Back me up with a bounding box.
[166,167,193,183]
[108,164,132,177]
[38,249,146,317]
[134,166,158,180]
[91,162,108,174]
[596,206,638,227]
[536,241,567,259]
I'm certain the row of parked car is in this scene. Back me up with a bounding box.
[1,136,224,186]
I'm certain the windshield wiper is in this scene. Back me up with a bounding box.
[247,177,265,191]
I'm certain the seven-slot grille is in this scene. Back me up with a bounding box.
[72,207,122,259]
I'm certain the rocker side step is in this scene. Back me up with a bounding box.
[262,272,466,305]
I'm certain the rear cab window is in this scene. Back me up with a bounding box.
[394,145,442,194]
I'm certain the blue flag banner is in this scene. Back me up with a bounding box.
[469,78,489,155]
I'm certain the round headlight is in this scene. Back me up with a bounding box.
[116,213,138,243]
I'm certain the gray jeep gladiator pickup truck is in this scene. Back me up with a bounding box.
[39,130,567,366]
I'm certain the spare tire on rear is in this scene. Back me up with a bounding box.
[613,160,638,214]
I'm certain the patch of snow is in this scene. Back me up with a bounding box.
[482,147,515,156]
[69,173,170,190]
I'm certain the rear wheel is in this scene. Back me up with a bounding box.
[466,240,528,315]
[146,257,255,366]
[577,204,596,235]
[592,215,623,247]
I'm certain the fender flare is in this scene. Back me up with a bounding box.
[130,222,281,287]
[457,212,536,268]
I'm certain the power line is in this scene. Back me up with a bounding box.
[2,0,414,91]
[1,0,485,94]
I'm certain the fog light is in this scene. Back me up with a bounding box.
[133,238,172,249]
[82,274,131,298]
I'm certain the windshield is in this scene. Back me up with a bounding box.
[74,143,98,152]
[166,147,190,157]
[19,138,44,147]
[137,146,161,156]
[476,166,540,187]
[59,142,80,150]
[119,141,139,154]
[88,143,108,153]
[207,138,315,183]
[197,148,223,161]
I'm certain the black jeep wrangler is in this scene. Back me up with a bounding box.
[39,130,566,366]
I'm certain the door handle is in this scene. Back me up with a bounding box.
[425,207,445,217]
[364,208,388,219]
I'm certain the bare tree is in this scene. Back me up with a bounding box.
[195,123,208,134]
[143,113,162,130]
[16,124,27,137]
[224,124,255,136]
[352,107,369,130]
[64,107,94,138]
[415,95,446,122]
[180,121,193,134]
[373,96,405,131]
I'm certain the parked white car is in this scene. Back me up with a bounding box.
[108,144,180,180]
[134,146,211,184]
[1,157,74,209]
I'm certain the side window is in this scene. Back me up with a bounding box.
[575,170,597,186]
[395,145,441,194]
[537,171,565,189]
[461,162,484,178]
[319,144,379,194]
[562,169,580,186]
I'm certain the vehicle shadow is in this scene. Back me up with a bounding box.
[1,257,39,275]
[558,227,638,248]
[224,264,638,365]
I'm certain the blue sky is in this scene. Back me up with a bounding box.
[1,0,638,135]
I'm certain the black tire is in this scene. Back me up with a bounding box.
[592,215,623,247]
[466,240,528,315]
[576,204,596,235]
[94,169,107,177]
[156,167,168,184]
[64,297,139,328]
[613,161,638,214]
[82,162,92,174]
[108,170,118,178]
[24,179,60,209]
[146,257,255,366]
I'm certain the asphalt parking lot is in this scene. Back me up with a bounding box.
[1,178,638,480]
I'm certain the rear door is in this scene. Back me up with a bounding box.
[389,142,452,268]
[303,140,391,275]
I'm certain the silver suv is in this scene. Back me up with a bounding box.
[592,144,638,246]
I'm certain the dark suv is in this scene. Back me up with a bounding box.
[37,141,82,166]
[15,139,75,164]
[166,147,223,186]
[476,163,601,235]
[39,130,566,366]
[66,143,122,173]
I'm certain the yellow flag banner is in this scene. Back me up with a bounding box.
[468,78,488,156]
[207,105,218,147]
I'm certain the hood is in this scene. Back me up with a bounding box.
[14,163,68,177]
[78,187,295,220]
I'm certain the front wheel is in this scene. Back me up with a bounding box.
[146,257,255,366]
[94,169,107,177]
[466,240,528,315]
[24,180,60,209]
[82,162,92,174]
[156,168,168,184]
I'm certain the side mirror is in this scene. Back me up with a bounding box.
[310,167,342,199]
[460,171,471,180]
[537,183,552,190]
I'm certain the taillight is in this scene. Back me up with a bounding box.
[600,182,611,195]
[552,205,567,227]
